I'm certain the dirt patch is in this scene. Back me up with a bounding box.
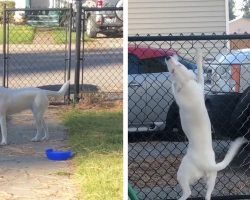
[0,106,78,200]
[33,30,55,45]
[128,141,250,199]
[129,155,181,188]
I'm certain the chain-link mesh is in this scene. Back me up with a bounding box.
[3,8,70,92]
[128,34,250,200]
[80,7,123,101]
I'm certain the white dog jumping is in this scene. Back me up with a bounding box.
[0,81,70,145]
[166,51,246,200]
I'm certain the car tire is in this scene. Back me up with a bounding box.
[86,16,97,38]
[230,86,250,140]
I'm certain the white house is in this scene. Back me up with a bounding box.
[8,0,70,22]
[13,0,69,9]
[128,0,229,35]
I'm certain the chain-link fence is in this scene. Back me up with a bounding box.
[1,3,123,102]
[79,6,123,101]
[128,34,250,200]
[2,7,71,90]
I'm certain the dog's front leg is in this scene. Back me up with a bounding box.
[31,118,42,142]
[41,119,49,141]
[0,115,7,145]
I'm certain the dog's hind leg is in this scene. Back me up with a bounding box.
[177,156,204,200]
[177,177,191,200]
[41,118,49,141]
[31,94,49,142]
[205,172,217,200]
[0,115,7,145]
[177,157,192,200]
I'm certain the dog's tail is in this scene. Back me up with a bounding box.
[208,137,247,171]
[44,80,70,97]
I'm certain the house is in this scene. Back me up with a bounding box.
[229,16,250,49]
[14,0,69,9]
[128,0,229,36]
[10,0,70,24]
[128,0,230,59]
[229,16,250,34]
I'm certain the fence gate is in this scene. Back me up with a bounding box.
[128,34,250,200]
[75,4,123,101]
[2,6,72,101]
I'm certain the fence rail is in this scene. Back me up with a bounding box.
[128,34,250,200]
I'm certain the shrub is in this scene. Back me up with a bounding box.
[0,1,15,23]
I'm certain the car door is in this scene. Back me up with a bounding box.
[141,57,173,130]
[128,54,147,131]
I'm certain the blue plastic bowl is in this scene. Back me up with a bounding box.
[45,148,72,161]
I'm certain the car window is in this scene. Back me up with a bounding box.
[215,52,250,64]
[128,54,196,75]
[140,57,168,74]
[105,0,120,6]
[179,58,196,71]
[128,54,140,74]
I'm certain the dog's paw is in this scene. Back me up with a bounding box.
[41,136,49,141]
[31,137,40,142]
[0,141,7,145]
[235,137,248,144]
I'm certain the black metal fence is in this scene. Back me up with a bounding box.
[128,34,250,200]
[1,3,123,102]
[80,6,123,101]
[2,6,71,102]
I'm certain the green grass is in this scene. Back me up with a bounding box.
[62,107,123,200]
[0,25,35,44]
[52,28,90,44]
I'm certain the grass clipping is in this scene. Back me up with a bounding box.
[63,105,123,200]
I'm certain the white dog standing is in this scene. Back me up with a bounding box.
[0,81,70,145]
[166,52,246,200]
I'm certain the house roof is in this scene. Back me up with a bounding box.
[229,15,250,24]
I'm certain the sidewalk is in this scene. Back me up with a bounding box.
[0,107,78,200]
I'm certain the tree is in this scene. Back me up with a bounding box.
[229,0,236,20]
[242,0,250,18]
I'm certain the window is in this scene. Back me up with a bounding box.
[128,54,140,74]
[140,57,168,74]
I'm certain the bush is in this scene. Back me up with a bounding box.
[0,1,15,23]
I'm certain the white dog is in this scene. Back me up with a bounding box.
[166,52,246,200]
[0,81,70,145]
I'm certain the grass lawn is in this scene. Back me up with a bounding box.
[52,28,90,44]
[62,104,123,200]
[0,25,35,44]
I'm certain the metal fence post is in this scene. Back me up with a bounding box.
[2,4,7,87]
[66,3,73,102]
[74,0,82,101]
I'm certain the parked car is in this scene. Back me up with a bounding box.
[206,49,250,93]
[82,0,123,37]
[128,45,198,136]
[128,46,250,142]
[204,49,250,140]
